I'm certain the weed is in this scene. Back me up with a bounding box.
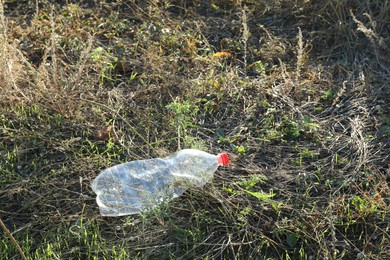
[166,98,199,149]
[92,46,119,86]
[238,174,267,190]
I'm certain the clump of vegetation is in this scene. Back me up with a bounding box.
[1,0,389,259]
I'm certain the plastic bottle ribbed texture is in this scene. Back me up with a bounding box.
[91,149,229,216]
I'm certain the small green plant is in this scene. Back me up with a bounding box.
[245,189,275,201]
[334,153,349,165]
[299,148,314,158]
[183,135,207,150]
[92,47,118,85]
[321,89,334,101]
[231,144,247,154]
[166,99,199,149]
[238,174,268,190]
[261,113,319,142]
[292,147,318,166]
[223,186,237,195]
[53,113,63,127]
[350,195,377,214]
[128,71,138,82]
[249,60,268,77]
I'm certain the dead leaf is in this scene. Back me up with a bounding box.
[95,125,114,142]
[213,51,233,58]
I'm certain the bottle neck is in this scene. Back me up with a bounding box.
[217,153,229,166]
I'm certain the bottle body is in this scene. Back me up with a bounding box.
[92,149,228,217]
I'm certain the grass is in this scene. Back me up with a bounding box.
[1,0,389,259]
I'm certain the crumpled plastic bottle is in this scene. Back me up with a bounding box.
[91,149,229,216]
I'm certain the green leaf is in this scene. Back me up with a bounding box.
[223,187,237,195]
[245,190,275,201]
[236,145,246,153]
[287,233,299,247]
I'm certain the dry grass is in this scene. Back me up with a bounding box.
[1,0,389,259]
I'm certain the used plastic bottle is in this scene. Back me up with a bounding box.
[91,149,229,217]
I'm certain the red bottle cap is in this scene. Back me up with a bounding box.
[217,152,229,166]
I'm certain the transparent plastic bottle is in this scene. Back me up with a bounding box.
[91,149,229,216]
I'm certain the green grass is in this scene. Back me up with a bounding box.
[1,0,389,259]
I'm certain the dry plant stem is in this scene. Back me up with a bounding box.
[350,10,388,61]
[327,203,337,259]
[296,27,304,76]
[0,0,30,101]
[241,5,249,75]
[0,218,27,260]
[0,0,5,36]
[177,125,181,150]
[50,5,58,86]
[69,35,94,88]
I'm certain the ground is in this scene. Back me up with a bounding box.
[0,0,389,259]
